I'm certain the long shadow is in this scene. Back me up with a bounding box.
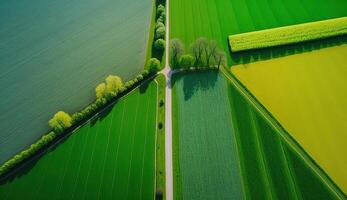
[229,34,347,65]
[173,70,219,101]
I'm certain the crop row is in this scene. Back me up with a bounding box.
[228,17,347,52]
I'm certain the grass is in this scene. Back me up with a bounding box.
[172,71,244,200]
[154,74,166,199]
[170,0,347,65]
[171,69,343,199]
[228,17,347,52]
[0,81,158,200]
[231,45,347,194]
[227,81,340,199]
[0,0,154,163]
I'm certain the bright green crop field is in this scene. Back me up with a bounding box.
[170,0,347,64]
[0,81,157,200]
[172,70,344,199]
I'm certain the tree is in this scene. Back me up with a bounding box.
[204,40,218,67]
[179,54,194,69]
[155,26,166,39]
[190,37,208,67]
[157,5,165,18]
[49,111,72,134]
[95,83,106,99]
[214,50,227,69]
[147,58,161,73]
[105,75,124,97]
[155,21,165,30]
[154,39,166,51]
[170,39,184,68]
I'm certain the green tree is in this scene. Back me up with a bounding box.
[170,39,184,68]
[155,21,165,30]
[147,58,161,73]
[179,54,194,69]
[105,75,123,97]
[214,50,227,69]
[154,39,166,51]
[95,83,106,99]
[191,37,208,67]
[155,26,166,39]
[49,111,72,134]
[157,4,165,18]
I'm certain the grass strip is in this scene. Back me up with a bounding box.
[229,17,347,52]
[154,74,166,199]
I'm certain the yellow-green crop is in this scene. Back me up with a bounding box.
[228,17,347,52]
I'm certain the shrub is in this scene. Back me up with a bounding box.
[142,70,149,77]
[155,26,166,39]
[49,111,72,134]
[154,39,166,51]
[155,21,165,30]
[146,58,161,73]
[159,100,164,107]
[157,4,165,18]
[179,54,194,69]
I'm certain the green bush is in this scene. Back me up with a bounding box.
[154,39,166,51]
[155,21,165,30]
[155,26,166,39]
[179,54,195,69]
[157,4,165,18]
[146,58,161,73]
[49,111,72,134]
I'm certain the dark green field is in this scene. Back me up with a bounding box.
[170,0,347,64]
[0,81,157,200]
[172,70,343,199]
[172,71,243,200]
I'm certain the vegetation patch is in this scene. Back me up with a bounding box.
[229,17,347,52]
[231,45,347,193]
[0,81,158,200]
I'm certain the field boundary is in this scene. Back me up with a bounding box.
[221,68,346,199]
[0,74,158,183]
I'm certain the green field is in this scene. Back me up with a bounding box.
[170,0,347,64]
[0,81,158,200]
[231,45,347,194]
[172,70,343,199]
[229,17,347,52]
[172,71,244,200]
[0,0,153,163]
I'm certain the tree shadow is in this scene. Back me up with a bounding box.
[139,80,151,94]
[229,34,347,65]
[173,70,219,101]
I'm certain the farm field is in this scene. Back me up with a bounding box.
[172,70,343,199]
[231,45,347,193]
[0,81,158,200]
[170,0,347,64]
[0,0,152,163]
[172,71,244,200]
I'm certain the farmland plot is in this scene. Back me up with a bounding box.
[0,0,153,163]
[172,71,244,200]
[227,81,343,199]
[231,45,347,194]
[173,70,343,199]
[0,81,157,200]
[170,0,347,64]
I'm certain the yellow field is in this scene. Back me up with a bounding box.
[231,45,347,193]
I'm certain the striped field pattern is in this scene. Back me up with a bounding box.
[172,71,343,199]
[228,17,347,52]
[0,81,157,200]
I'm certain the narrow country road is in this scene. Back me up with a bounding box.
[161,0,173,199]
